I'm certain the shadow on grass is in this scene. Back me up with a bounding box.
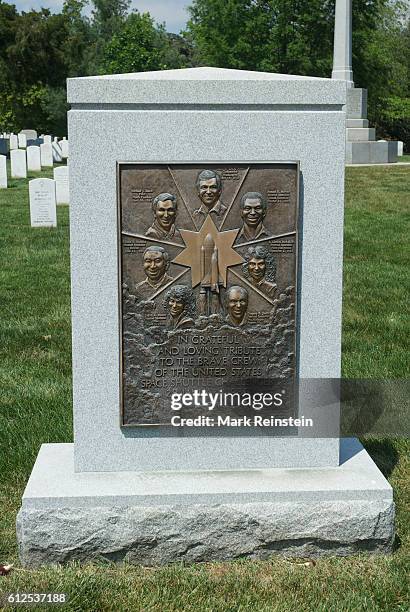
[361,438,402,552]
[392,533,402,552]
[360,437,399,478]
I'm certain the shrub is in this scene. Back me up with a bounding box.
[371,96,410,152]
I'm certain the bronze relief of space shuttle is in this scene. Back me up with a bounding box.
[199,233,221,315]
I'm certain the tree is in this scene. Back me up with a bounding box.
[164,33,195,69]
[62,0,93,77]
[0,0,18,94]
[87,0,131,73]
[103,12,184,74]
[0,0,17,57]
[6,9,67,88]
[186,0,275,71]
[92,0,130,38]
[40,86,68,135]
[0,3,69,132]
[0,69,16,131]
[185,0,409,102]
[372,95,410,149]
[0,0,192,133]
[352,0,409,100]
[185,0,335,74]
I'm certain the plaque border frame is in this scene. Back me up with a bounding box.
[116,161,301,428]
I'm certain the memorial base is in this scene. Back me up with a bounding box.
[17,439,394,567]
[345,87,398,164]
[346,140,398,165]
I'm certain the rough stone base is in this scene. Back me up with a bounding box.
[17,439,395,567]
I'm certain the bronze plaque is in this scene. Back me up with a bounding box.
[118,163,299,426]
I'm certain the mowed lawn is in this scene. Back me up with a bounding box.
[0,162,409,611]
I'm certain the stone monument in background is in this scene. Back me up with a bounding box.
[17,67,394,566]
[332,0,398,164]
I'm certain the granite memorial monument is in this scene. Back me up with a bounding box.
[17,67,394,566]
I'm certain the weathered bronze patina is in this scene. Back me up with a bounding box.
[119,163,299,426]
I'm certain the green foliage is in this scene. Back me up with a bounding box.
[6,9,67,88]
[166,32,195,68]
[89,0,131,72]
[353,0,410,110]
[186,0,409,106]
[0,83,48,133]
[19,84,48,130]
[103,12,166,73]
[40,86,69,136]
[103,12,187,74]
[0,0,17,57]
[186,0,278,72]
[185,0,409,133]
[0,0,192,132]
[0,2,71,133]
[0,81,68,138]
[0,82,16,132]
[371,96,410,151]
[91,0,130,38]
[0,0,408,136]
[62,0,93,77]
[186,0,337,74]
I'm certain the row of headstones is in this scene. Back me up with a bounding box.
[0,157,69,206]
[29,177,69,227]
[2,128,38,142]
[9,143,65,178]
[6,133,61,149]
[0,139,68,187]
[2,129,63,143]
[0,131,69,160]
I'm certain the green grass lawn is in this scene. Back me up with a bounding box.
[0,162,409,611]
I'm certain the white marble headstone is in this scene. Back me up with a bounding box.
[60,140,69,159]
[0,154,7,188]
[27,146,41,172]
[397,141,404,157]
[29,178,57,227]
[52,142,63,162]
[9,134,18,150]
[18,133,27,148]
[40,143,53,167]
[53,165,69,204]
[11,149,27,178]
[43,135,52,144]
[20,129,38,140]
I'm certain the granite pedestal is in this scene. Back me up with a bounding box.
[17,439,394,566]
